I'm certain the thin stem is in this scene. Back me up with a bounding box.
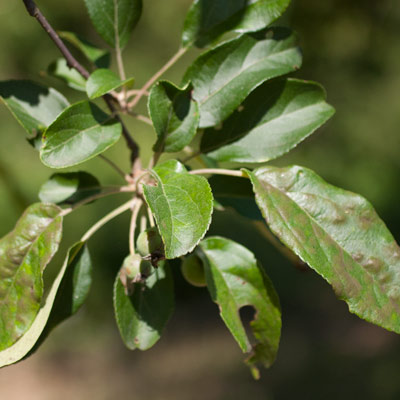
[126,110,153,126]
[22,0,140,165]
[147,205,155,227]
[126,89,149,99]
[189,168,246,178]
[115,46,126,82]
[140,212,148,232]
[81,200,134,242]
[129,199,143,255]
[148,151,162,169]
[61,186,134,217]
[182,150,201,163]
[103,96,139,162]
[99,154,127,180]
[129,47,188,109]
[22,0,90,79]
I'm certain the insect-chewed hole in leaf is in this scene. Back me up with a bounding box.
[239,305,257,344]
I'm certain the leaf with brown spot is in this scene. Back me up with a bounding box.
[0,203,63,351]
[245,165,400,333]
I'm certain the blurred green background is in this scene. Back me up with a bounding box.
[1,1,400,399]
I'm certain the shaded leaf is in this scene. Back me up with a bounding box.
[143,160,213,259]
[182,0,291,48]
[40,243,92,335]
[0,242,89,367]
[84,0,142,49]
[202,79,335,163]
[148,81,199,153]
[209,175,262,220]
[0,80,69,138]
[48,59,87,92]
[39,172,100,204]
[86,69,134,99]
[40,101,121,168]
[59,31,111,68]
[0,203,63,351]
[114,262,174,350]
[246,165,400,333]
[183,28,302,128]
[199,237,281,377]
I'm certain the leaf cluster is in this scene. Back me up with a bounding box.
[0,0,399,379]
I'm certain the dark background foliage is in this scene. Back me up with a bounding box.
[0,0,399,398]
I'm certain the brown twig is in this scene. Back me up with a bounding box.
[22,0,139,166]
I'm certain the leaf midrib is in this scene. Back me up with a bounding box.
[198,45,297,107]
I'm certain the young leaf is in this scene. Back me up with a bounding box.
[84,0,142,49]
[246,165,400,334]
[209,175,263,220]
[0,203,63,351]
[48,59,87,92]
[0,242,89,367]
[148,81,199,153]
[40,101,121,168]
[183,28,302,128]
[114,262,174,350]
[182,0,291,48]
[202,79,335,163]
[0,80,69,138]
[86,69,134,99]
[143,160,213,259]
[39,172,100,204]
[59,31,111,68]
[199,237,281,377]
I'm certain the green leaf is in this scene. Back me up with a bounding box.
[246,165,400,334]
[148,81,199,153]
[84,0,142,49]
[40,101,121,168]
[59,31,111,68]
[86,69,134,99]
[199,237,281,377]
[0,242,89,367]
[0,80,69,138]
[48,59,87,92]
[202,79,335,163]
[209,175,263,220]
[182,0,291,48]
[39,172,100,204]
[114,262,174,350]
[39,243,92,336]
[183,28,302,128]
[143,160,213,259]
[0,203,63,351]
